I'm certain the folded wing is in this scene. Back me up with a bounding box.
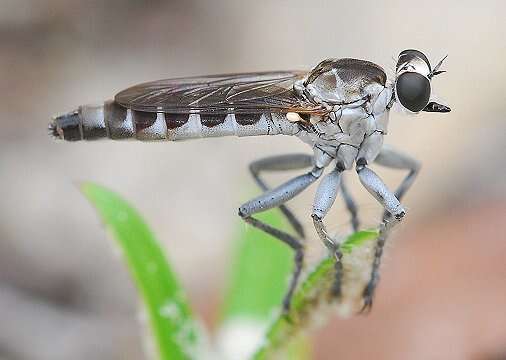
[115,71,323,115]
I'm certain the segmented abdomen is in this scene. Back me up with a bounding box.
[52,101,298,141]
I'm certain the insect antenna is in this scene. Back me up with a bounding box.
[428,54,448,79]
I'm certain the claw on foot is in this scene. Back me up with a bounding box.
[360,296,373,314]
[282,297,292,314]
[330,248,343,298]
[281,296,297,325]
[360,279,378,314]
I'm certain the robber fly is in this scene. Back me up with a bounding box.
[50,49,450,312]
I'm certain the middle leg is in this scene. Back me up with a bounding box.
[340,177,360,232]
[311,166,344,297]
[312,145,361,298]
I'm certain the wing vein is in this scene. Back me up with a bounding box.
[115,71,320,115]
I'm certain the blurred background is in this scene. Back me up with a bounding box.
[0,0,505,359]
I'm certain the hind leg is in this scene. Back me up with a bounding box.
[249,154,313,238]
[239,165,323,311]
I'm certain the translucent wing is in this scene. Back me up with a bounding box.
[115,71,322,114]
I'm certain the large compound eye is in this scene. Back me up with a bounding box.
[396,72,431,112]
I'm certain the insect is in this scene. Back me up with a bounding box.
[50,49,450,312]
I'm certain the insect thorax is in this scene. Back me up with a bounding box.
[292,57,393,161]
[294,85,392,169]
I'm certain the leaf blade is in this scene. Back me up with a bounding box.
[81,182,198,360]
[222,210,294,320]
[341,229,379,254]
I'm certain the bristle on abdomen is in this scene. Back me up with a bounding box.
[48,121,59,138]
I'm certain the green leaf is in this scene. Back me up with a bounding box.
[81,182,199,360]
[221,209,294,321]
[341,229,379,254]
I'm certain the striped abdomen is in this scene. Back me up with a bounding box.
[50,101,299,141]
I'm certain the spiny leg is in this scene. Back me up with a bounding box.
[374,146,420,221]
[311,167,344,298]
[358,147,419,311]
[340,177,360,232]
[356,158,406,312]
[239,166,322,311]
[249,154,313,238]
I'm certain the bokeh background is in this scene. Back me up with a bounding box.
[1,1,505,359]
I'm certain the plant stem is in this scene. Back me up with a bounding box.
[252,230,379,360]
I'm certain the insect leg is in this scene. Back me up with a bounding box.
[356,158,406,312]
[340,177,359,232]
[239,166,323,311]
[311,167,343,297]
[374,145,421,221]
[249,154,313,239]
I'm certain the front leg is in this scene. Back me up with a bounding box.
[356,158,406,312]
[374,145,421,221]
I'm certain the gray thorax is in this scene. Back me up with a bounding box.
[293,81,393,170]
